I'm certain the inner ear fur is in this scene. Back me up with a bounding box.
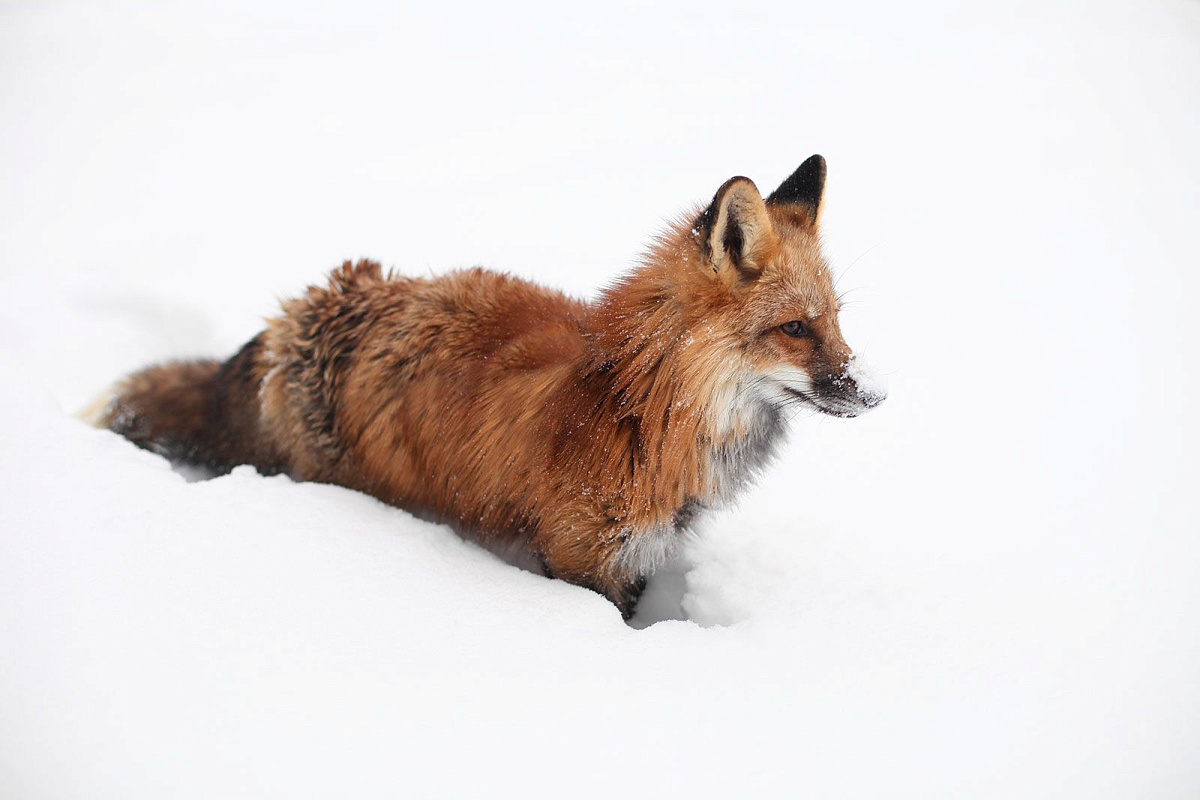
[696,176,775,283]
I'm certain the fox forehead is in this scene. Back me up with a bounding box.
[753,227,838,320]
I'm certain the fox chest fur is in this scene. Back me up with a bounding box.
[102,155,884,619]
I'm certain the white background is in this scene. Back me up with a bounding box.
[2,1,1198,797]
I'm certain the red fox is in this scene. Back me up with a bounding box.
[95,155,884,618]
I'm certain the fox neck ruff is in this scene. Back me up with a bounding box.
[580,223,787,519]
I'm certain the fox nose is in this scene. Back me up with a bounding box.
[857,386,886,408]
[839,353,886,411]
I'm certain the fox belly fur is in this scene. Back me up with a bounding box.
[99,155,884,618]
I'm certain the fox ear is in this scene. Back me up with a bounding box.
[696,176,774,283]
[766,154,826,226]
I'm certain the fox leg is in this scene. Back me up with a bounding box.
[614,574,648,621]
[584,570,647,621]
[537,527,646,620]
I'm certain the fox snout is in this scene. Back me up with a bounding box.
[810,357,886,418]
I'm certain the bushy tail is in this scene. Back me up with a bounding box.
[86,336,280,474]
[91,359,223,462]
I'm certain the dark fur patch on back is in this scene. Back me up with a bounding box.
[282,260,384,460]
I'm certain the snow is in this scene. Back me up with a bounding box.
[841,353,887,405]
[3,1,1200,797]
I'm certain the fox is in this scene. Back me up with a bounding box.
[93,155,884,619]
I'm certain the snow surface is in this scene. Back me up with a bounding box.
[3,1,1200,797]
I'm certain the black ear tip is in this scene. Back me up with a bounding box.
[766,154,828,208]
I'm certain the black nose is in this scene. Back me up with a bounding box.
[860,389,886,408]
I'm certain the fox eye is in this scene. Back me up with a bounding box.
[780,320,808,337]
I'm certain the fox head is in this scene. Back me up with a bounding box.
[687,155,885,419]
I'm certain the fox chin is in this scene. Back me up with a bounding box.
[94,154,885,619]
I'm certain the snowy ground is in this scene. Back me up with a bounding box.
[3,1,1199,797]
